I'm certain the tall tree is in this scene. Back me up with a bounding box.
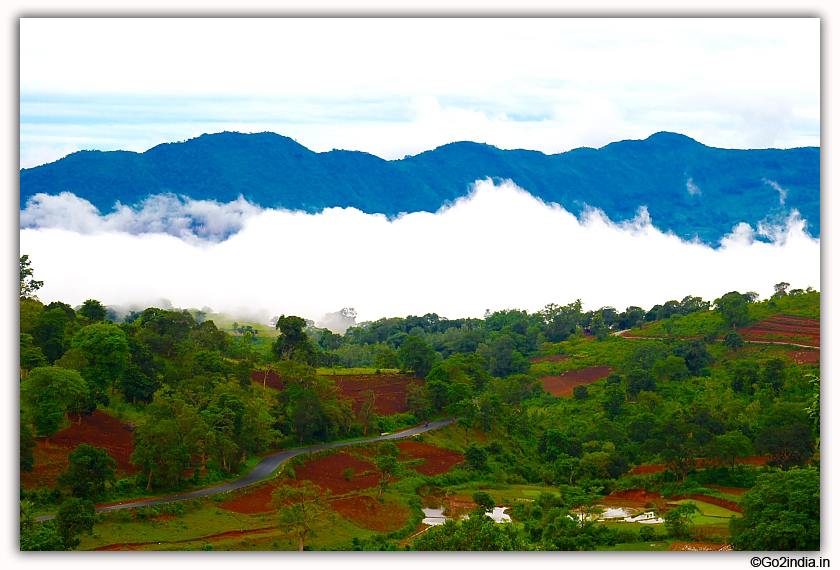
[273,315,316,364]
[398,335,436,377]
[272,482,333,551]
[20,255,44,300]
[58,444,117,500]
[714,291,750,330]
[730,468,819,550]
[78,299,107,323]
[20,367,89,445]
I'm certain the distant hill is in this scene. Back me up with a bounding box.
[19,131,820,244]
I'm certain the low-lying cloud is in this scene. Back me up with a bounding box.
[19,179,820,326]
[20,192,262,243]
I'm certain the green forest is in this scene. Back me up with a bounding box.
[19,255,820,552]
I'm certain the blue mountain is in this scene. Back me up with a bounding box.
[19,131,819,244]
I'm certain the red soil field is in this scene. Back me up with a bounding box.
[330,374,423,416]
[331,495,409,532]
[786,349,820,365]
[396,441,465,476]
[628,455,771,476]
[540,366,613,397]
[294,451,381,494]
[22,410,138,489]
[249,371,421,416]
[529,354,570,364]
[739,315,820,347]
[220,479,284,514]
[220,440,462,515]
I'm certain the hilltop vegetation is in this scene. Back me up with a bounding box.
[19,257,819,551]
[20,131,820,244]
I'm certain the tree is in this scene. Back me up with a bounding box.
[465,443,489,471]
[625,369,656,398]
[708,430,752,473]
[54,497,97,550]
[375,442,401,499]
[573,385,589,400]
[20,255,44,300]
[398,335,435,377]
[272,482,333,551]
[20,500,62,550]
[723,331,744,352]
[756,422,815,471]
[602,383,625,419]
[472,491,496,514]
[78,299,107,323]
[273,315,316,364]
[664,502,700,539]
[20,410,36,472]
[70,323,130,395]
[20,367,89,444]
[759,357,786,396]
[58,444,117,500]
[714,291,750,330]
[730,468,819,550]
[772,282,790,298]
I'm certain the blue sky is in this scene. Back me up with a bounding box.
[20,18,820,168]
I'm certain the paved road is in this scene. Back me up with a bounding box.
[36,417,455,522]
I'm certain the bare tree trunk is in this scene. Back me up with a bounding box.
[299,534,305,552]
[146,468,153,491]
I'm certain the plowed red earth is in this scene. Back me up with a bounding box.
[22,410,138,489]
[330,374,423,416]
[529,354,570,363]
[294,451,380,494]
[220,441,462,515]
[249,371,420,416]
[219,480,284,514]
[628,456,771,476]
[395,441,465,476]
[540,366,613,397]
[786,349,820,365]
[739,315,820,347]
[331,495,409,532]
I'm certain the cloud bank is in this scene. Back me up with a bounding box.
[19,179,820,326]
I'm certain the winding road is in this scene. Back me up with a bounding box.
[36,417,455,522]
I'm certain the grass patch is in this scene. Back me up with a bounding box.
[672,499,742,521]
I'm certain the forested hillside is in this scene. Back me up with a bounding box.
[20,257,819,551]
[19,131,820,244]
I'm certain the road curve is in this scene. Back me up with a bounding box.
[36,417,455,522]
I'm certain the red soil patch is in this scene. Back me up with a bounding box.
[540,366,613,397]
[331,374,423,416]
[786,349,820,365]
[220,480,284,514]
[249,371,421,416]
[529,354,570,364]
[294,451,380,494]
[251,369,286,391]
[396,440,465,476]
[628,455,771,476]
[670,494,742,513]
[739,315,820,347]
[603,489,663,503]
[22,410,138,489]
[331,495,409,532]
[20,441,72,489]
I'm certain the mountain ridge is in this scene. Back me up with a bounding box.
[19,131,820,244]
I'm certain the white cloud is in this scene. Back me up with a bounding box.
[20,192,262,244]
[19,179,820,326]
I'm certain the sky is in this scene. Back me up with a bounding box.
[19,18,820,168]
[7,6,836,567]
